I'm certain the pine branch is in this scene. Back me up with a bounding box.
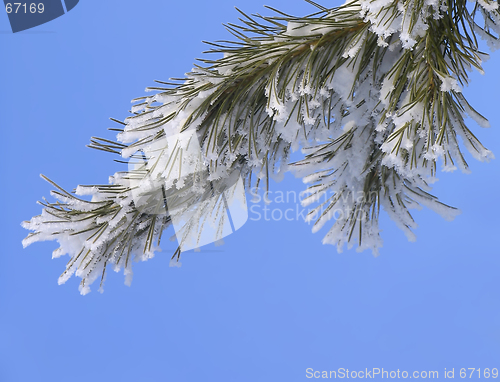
[23,0,499,294]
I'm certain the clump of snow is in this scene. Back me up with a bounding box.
[438,75,462,92]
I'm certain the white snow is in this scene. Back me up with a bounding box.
[22,0,500,293]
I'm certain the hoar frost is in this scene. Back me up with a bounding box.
[23,0,499,293]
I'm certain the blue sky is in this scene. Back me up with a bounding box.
[1,1,499,381]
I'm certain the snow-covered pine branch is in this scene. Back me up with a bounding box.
[23,0,499,294]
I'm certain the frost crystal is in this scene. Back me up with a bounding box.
[23,0,498,293]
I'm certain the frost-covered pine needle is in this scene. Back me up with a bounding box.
[23,0,499,294]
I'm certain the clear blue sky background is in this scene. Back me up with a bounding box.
[1,1,499,381]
